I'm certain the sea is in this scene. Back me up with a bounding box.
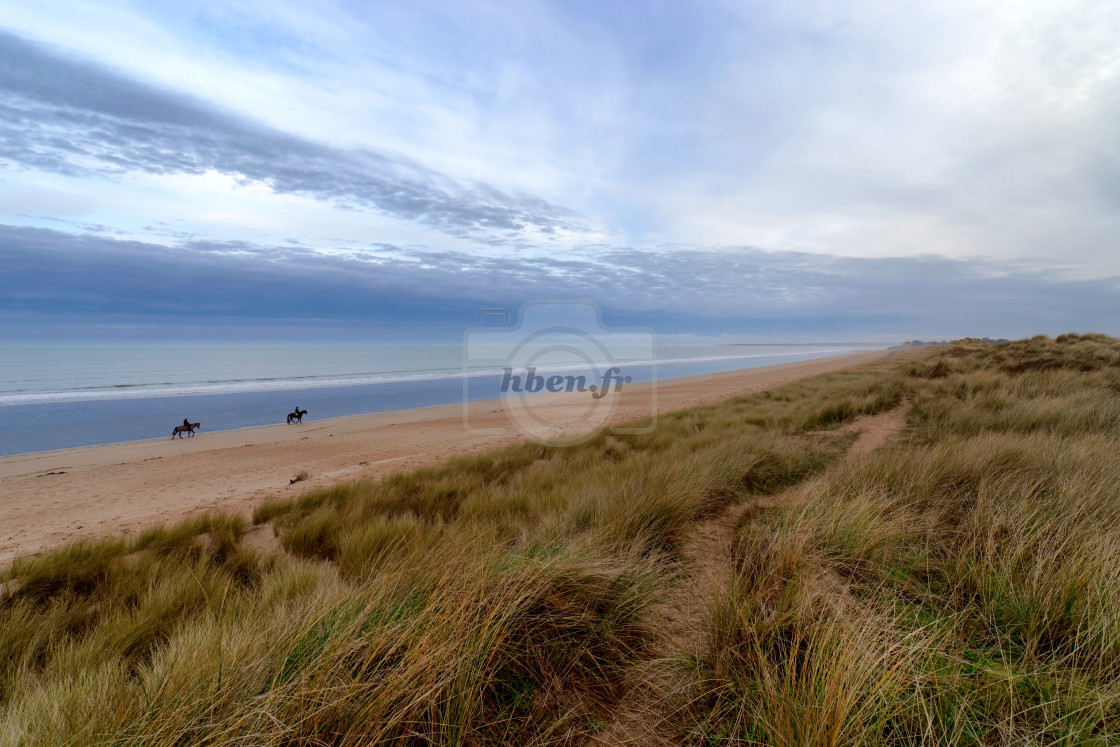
[0,342,885,456]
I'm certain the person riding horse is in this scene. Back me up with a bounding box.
[172,420,200,438]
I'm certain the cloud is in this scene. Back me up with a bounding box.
[3,3,1118,270]
[645,1,1120,270]
[0,30,591,242]
[3,224,1118,339]
[2,4,1119,342]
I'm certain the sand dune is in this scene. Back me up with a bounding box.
[0,351,887,564]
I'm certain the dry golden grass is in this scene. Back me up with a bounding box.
[3,334,1118,745]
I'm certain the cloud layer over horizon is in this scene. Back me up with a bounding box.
[3,224,1116,342]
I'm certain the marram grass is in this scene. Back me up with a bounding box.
[3,334,1119,745]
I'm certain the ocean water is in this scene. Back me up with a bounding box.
[0,342,882,456]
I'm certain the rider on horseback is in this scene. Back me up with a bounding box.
[183,418,190,428]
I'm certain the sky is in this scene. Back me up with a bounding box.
[1,0,1118,342]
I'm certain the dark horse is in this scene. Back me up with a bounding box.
[287,409,307,424]
[171,422,200,439]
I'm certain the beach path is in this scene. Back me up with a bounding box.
[0,351,888,564]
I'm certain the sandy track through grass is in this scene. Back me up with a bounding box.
[589,407,910,745]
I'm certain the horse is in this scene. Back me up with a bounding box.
[287,409,307,424]
[171,422,200,439]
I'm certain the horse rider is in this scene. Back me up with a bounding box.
[183,418,191,428]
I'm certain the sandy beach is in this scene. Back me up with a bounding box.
[0,350,887,564]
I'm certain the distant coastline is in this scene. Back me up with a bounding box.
[719,341,890,347]
[0,345,885,457]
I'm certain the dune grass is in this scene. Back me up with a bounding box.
[695,333,1120,745]
[2,334,1118,744]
